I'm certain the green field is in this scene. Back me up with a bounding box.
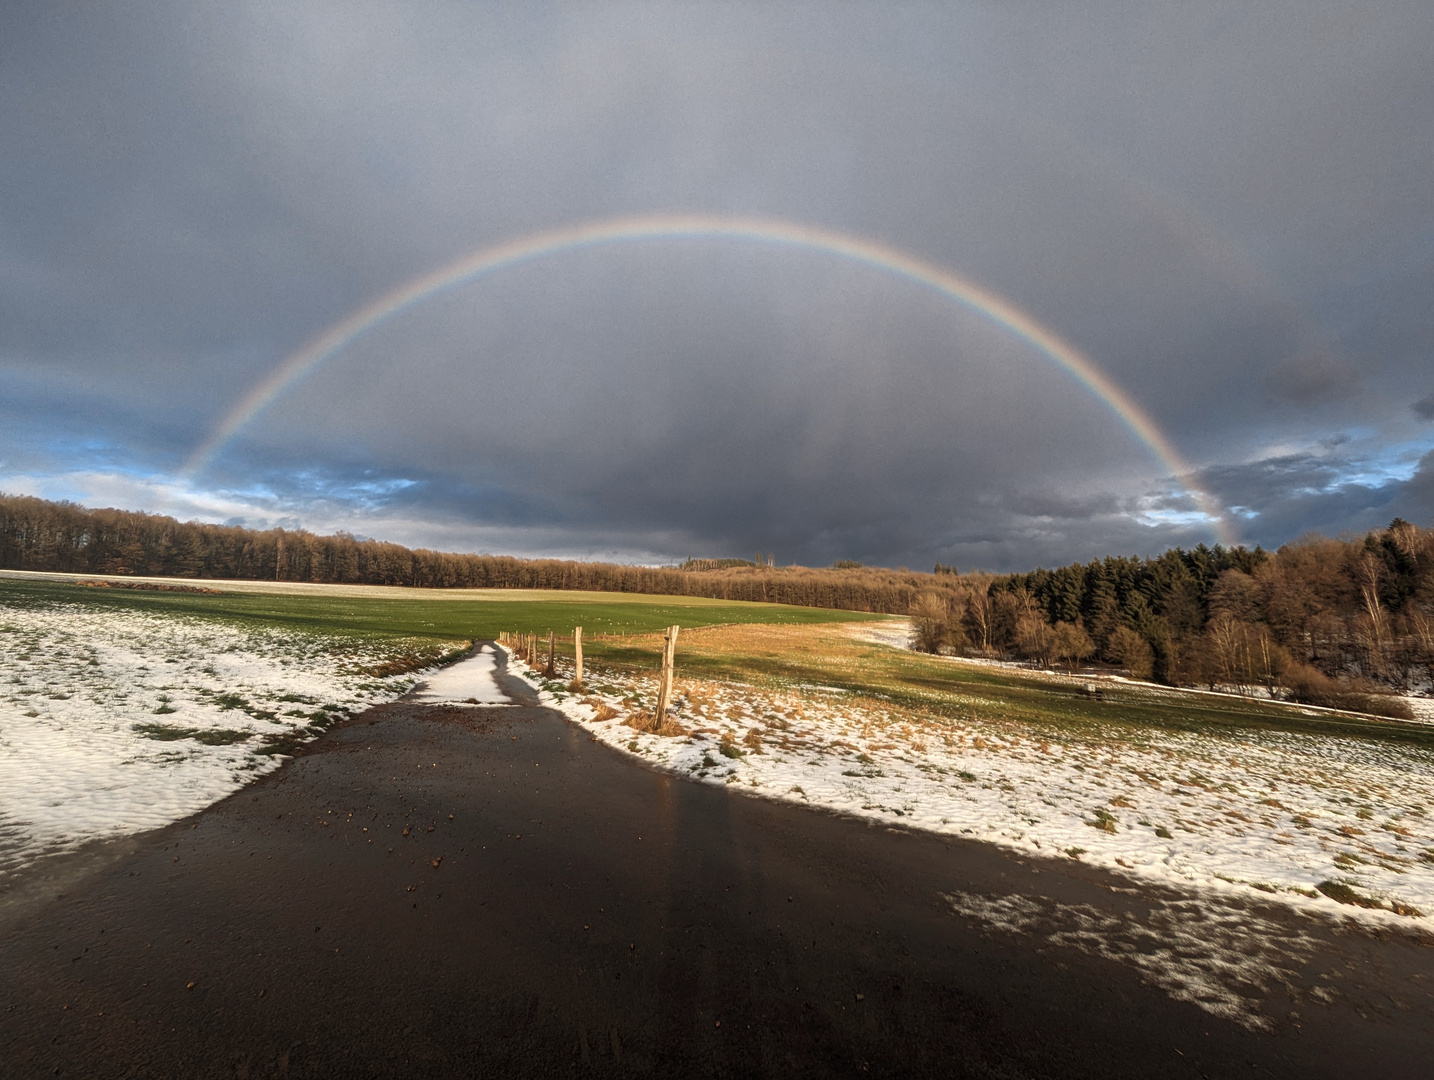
[0,576,876,642]
[578,622,1434,748]
[5,574,1425,749]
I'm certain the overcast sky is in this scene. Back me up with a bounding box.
[3,2,1432,570]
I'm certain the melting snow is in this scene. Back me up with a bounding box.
[942,890,1324,1030]
[0,600,457,874]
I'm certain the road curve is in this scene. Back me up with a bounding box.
[2,690,1430,1078]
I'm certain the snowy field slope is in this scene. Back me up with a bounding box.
[0,600,463,874]
[510,636,1434,929]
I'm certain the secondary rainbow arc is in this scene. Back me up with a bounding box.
[185,212,1234,546]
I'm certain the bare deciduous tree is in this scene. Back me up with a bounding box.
[1106,626,1154,680]
[1050,621,1094,672]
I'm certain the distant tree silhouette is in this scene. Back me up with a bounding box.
[1,493,1427,712]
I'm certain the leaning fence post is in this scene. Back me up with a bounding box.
[573,626,584,688]
[653,624,679,729]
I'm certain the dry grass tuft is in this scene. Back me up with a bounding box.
[587,699,619,722]
[622,709,689,738]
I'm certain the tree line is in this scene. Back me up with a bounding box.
[0,494,937,612]
[2,493,1428,713]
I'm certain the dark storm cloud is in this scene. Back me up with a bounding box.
[3,1,1434,570]
[1002,491,1126,523]
[1404,451,1434,520]
[1199,447,1434,547]
[1264,348,1361,406]
[1414,395,1434,420]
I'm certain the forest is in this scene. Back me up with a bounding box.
[2,493,1429,713]
[908,520,1430,718]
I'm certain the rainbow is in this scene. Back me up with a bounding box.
[185,212,1233,545]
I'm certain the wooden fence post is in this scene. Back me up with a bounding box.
[573,627,583,688]
[654,625,679,729]
[545,629,556,678]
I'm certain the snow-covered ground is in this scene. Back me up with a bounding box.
[507,642,1434,930]
[406,644,513,705]
[0,600,462,874]
[1406,695,1434,724]
[845,619,913,650]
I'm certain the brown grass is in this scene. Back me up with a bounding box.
[622,709,689,738]
[586,699,619,722]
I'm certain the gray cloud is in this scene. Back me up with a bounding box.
[1414,395,1434,420]
[3,1,1434,569]
[1399,450,1434,522]
[1199,447,1434,546]
[1265,348,1361,406]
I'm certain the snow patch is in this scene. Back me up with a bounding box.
[943,890,1328,1030]
[844,620,912,650]
[406,644,514,705]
